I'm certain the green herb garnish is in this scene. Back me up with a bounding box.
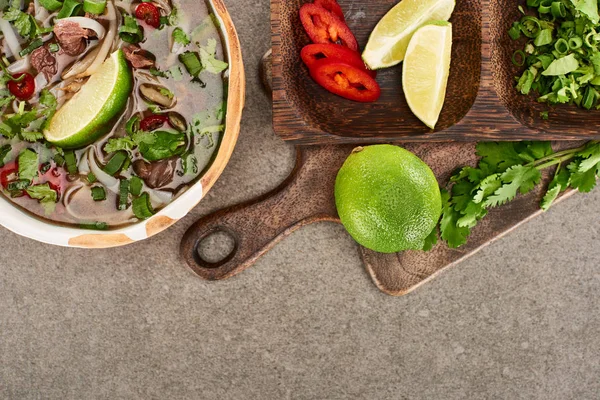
[91,186,106,201]
[438,141,600,248]
[510,0,600,111]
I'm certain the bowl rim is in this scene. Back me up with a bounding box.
[0,0,245,248]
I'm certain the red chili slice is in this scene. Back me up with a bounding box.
[140,114,169,131]
[301,43,376,78]
[314,0,345,22]
[309,59,381,103]
[135,2,161,28]
[0,162,18,188]
[7,73,35,101]
[299,4,358,51]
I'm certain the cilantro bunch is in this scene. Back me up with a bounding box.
[510,0,600,110]
[437,141,600,248]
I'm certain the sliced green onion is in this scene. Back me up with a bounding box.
[91,186,106,201]
[119,15,143,44]
[118,179,129,210]
[512,50,527,66]
[64,151,78,175]
[0,144,11,168]
[551,1,565,18]
[129,176,143,196]
[103,151,127,176]
[56,0,83,19]
[80,221,108,230]
[40,0,64,11]
[19,38,43,57]
[87,172,97,183]
[569,37,583,50]
[83,0,106,14]
[132,192,155,219]
[179,51,202,77]
[554,38,569,54]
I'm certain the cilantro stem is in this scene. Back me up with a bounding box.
[535,154,577,170]
[530,142,591,167]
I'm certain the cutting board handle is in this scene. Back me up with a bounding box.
[180,148,340,280]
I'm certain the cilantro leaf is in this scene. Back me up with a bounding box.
[421,227,438,252]
[18,149,38,182]
[440,190,471,249]
[485,165,542,207]
[26,183,58,215]
[172,27,190,46]
[199,38,228,74]
[20,131,44,142]
[568,160,598,192]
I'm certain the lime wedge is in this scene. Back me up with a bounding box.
[403,22,452,129]
[44,50,133,149]
[362,0,455,70]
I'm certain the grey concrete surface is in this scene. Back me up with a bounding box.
[1,1,599,399]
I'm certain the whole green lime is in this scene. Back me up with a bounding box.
[335,145,442,253]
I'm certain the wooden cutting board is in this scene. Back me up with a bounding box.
[180,142,579,296]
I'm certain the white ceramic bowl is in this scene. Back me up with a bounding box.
[0,0,245,248]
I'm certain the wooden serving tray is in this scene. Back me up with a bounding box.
[181,142,579,296]
[272,0,600,145]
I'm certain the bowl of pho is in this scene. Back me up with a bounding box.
[0,0,244,247]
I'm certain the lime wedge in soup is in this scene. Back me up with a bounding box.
[362,0,455,70]
[44,50,133,149]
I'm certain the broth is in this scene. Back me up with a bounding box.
[0,0,228,229]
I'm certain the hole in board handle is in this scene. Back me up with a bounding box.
[193,227,239,269]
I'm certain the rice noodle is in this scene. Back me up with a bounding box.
[33,73,48,95]
[34,0,50,22]
[0,19,23,59]
[7,58,31,73]
[11,99,20,114]
[59,17,107,40]
[42,12,58,28]
[113,1,132,13]
[87,148,120,193]
[62,43,101,79]
[78,1,117,78]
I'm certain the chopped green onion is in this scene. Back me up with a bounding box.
[19,38,43,57]
[568,37,583,50]
[129,176,143,196]
[554,38,569,54]
[179,51,202,77]
[119,15,143,44]
[64,151,78,175]
[118,179,129,210]
[512,50,527,66]
[7,179,31,191]
[87,172,97,183]
[80,221,108,230]
[132,192,155,219]
[91,186,106,201]
[40,0,64,11]
[103,151,127,176]
[0,144,11,168]
[56,0,83,19]
[83,0,106,14]
[48,43,60,53]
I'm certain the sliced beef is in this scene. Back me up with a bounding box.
[133,158,177,189]
[53,20,89,56]
[30,45,58,81]
[26,2,35,15]
[122,45,155,69]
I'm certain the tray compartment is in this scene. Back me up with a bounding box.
[490,0,600,135]
[273,0,482,142]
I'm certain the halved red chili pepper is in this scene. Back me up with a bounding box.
[314,0,345,22]
[135,2,161,28]
[0,162,18,188]
[301,43,376,78]
[7,73,35,101]
[299,4,358,51]
[140,114,169,131]
[309,59,381,103]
